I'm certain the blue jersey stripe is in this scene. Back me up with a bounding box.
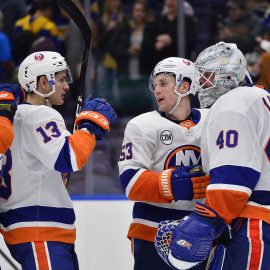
[133,202,192,223]
[120,168,140,190]
[0,206,75,227]
[210,165,260,190]
[250,190,270,205]
[54,137,73,173]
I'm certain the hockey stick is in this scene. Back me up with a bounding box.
[57,0,92,132]
[57,0,92,188]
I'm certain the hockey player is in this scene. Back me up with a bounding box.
[155,42,270,269]
[0,84,25,155]
[118,57,210,270]
[0,51,117,269]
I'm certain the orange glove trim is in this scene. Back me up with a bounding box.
[158,169,174,200]
[0,92,14,102]
[75,111,110,131]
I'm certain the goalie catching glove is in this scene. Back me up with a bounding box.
[75,96,117,140]
[159,165,210,201]
[155,202,232,270]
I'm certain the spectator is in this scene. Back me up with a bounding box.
[142,0,197,71]
[94,0,127,108]
[13,0,61,64]
[0,10,13,82]
[258,52,270,89]
[118,0,155,79]
[0,0,28,39]
[218,0,263,54]
[258,26,270,89]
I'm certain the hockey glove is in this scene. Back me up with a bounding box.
[159,165,210,201]
[155,219,183,270]
[75,96,117,140]
[0,84,26,112]
[167,203,231,270]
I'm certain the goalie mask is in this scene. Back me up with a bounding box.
[149,57,197,114]
[18,51,73,98]
[195,42,248,108]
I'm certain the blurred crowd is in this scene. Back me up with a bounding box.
[0,0,270,117]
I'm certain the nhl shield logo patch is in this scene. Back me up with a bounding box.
[160,130,173,145]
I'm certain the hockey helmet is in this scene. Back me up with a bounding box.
[18,51,73,98]
[194,42,247,108]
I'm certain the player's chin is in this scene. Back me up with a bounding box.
[158,105,168,112]
[54,99,64,106]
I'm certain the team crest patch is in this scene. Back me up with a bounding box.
[160,130,173,145]
[176,239,192,250]
[34,53,44,61]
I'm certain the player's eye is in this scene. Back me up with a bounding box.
[160,82,167,87]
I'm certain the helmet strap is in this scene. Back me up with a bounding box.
[168,85,182,114]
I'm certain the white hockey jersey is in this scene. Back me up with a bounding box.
[0,104,96,245]
[201,85,270,224]
[118,109,208,242]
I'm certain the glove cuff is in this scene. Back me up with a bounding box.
[159,169,174,201]
[75,111,110,131]
[194,202,220,218]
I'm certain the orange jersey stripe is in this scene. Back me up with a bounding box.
[0,116,14,154]
[248,220,263,270]
[1,227,76,245]
[240,204,270,224]
[206,189,249,224]
[69,130,96,169]
[128,170,170,203]
[128,223,157,242]
[34,242,50,270]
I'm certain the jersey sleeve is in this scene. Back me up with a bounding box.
[0,113,13,154]
[204,109,261,224]
[118,121,169,203]
[22,107,96,173]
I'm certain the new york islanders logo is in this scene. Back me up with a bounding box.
[176,239,192,250]
[164,145,201,169]
[34,53,44,61]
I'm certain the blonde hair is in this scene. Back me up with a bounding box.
[101,0,124,26]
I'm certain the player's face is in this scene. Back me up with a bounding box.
[199,71,216,89]
[153,74,177,112]
[49,70,70,105]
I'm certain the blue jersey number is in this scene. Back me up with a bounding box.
[0,149,12,200]
[36,121,61,143]
[265,138,270,162]
[119,143,133,161]
[216,130,238,149]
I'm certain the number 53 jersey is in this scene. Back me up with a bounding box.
[118,108,208,242]
[0,104,96,245]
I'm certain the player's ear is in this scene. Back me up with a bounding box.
[179,81,190,94]
[38,75,48,90]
